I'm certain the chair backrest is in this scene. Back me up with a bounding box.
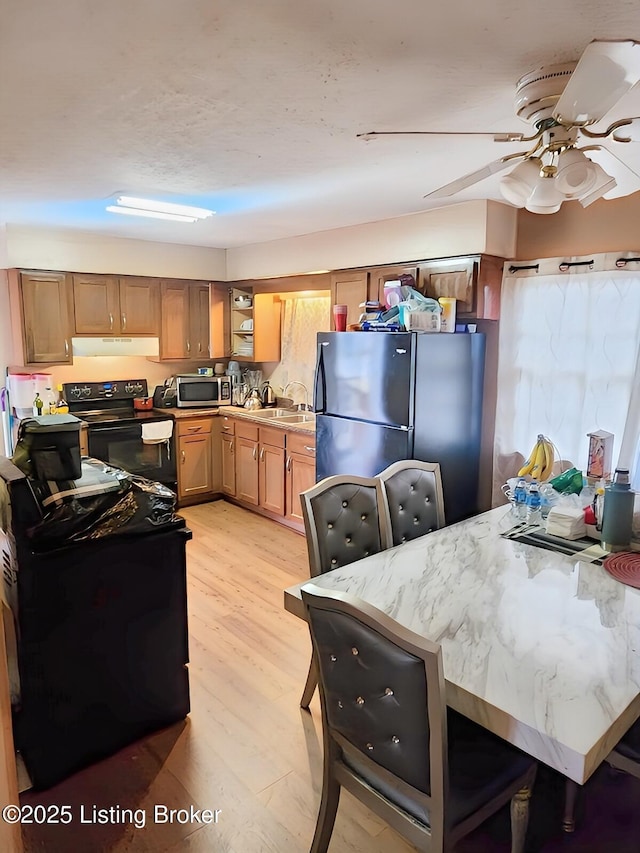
[378,460,445,546]
[301,583,448,846]
[300,474,392,577]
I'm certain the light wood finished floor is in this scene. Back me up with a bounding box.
[19,501,416,853]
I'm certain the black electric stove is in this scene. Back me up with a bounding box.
[64,380,177,490]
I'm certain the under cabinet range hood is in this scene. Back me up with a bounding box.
[71,337,160,357]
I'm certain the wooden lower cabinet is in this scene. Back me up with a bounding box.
[286,432,316,526]
[236,426,260,505]
[177,417,214,504]
[258,427,286,515]
[218,417,314,531]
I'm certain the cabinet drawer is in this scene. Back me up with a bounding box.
[259,426,285,448]
[287,432,316,457]
[177,417,213,437]
[236,420,259,441]
[220,416,236,434]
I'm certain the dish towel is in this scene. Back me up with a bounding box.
[142,421,174,445]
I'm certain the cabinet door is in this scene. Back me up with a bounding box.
[221,433,236,496]
[190,283,210,358]
[286,432,316,524]
[73,274,120,334]
[178,433,213,499]
[119,277,160,334]
[20,271,74,363]
[417,258,477,315]
[369,265,419,307]
[160,280,191,359]
[331,271,368,328]
[253,293,282,362]
[236,436,259,505]
[259,443,285,515]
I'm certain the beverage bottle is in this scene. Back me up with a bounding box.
[55,384,69,414]
[513,478,528,520]
[525,481,542,525]
[601,468,635,552]
[33,393,43,416]
[44,386,57,414]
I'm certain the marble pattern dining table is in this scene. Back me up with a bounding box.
[284,506,640,784]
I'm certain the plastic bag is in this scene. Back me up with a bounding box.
[549,467,584,495]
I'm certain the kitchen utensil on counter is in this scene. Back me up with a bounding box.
[261,381,277,408]
[233,382,248,406]
[214,363,225,375]
[244,388,263,410]
[133,396,154,410]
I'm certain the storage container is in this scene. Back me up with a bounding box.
[14,415,82,481]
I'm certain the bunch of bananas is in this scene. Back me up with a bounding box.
[518,434,555,481]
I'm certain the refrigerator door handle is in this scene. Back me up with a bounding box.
[313,341,328,413]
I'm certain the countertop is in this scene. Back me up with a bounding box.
[155,405,316,434]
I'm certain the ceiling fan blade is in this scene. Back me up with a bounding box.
[553,39,640,126]
[424,158,518,199]
[358,130,527,142]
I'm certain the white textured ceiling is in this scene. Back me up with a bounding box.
[1,0,640,249]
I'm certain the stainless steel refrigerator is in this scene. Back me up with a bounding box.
[314,331,485,523]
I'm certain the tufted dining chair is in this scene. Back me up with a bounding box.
[378,460,445,546]
[301,583,537,853]
[299,474,391,709]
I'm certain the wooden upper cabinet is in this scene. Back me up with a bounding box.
[331,271,368,329]
[417,255,503,319]
[18,271,74,364]
[253,293,281,362]
[73,274,120,334]
[119,277,160,334]
[73,274,160,335]
[160,280,192,360]
[189,284,210,359]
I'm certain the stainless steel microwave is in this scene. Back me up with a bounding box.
[174,375,231,408]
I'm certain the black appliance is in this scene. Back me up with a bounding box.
[0,456,190,789]
[64,379,177,490]
[314,331,485,524]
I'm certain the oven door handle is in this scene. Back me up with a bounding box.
[88,424,142,435]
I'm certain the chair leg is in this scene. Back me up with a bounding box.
[310,775,340,853]
[300,650,318,710]
[510,785,532,853]
[562,778,579,833]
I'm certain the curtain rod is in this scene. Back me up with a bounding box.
[616,257,640,268]
[508,263,539,273]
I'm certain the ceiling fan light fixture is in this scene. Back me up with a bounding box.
[499,158,543,207]
[524,174,564,214]
[578,163,617,207]
[555,148,598,196]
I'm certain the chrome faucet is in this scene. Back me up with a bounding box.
[283,380,311,411]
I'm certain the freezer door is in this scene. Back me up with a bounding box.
[316,414,412,481]
[314,332,414,427]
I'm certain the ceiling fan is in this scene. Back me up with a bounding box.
[358,39,640,213]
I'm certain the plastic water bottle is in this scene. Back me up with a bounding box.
[513,478,528,520]
[601,468,635,551]
[525,481,542,525]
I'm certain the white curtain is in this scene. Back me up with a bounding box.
[493,262,640,502]
[267,296,331,401]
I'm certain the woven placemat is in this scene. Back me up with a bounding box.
[603,552,640,588]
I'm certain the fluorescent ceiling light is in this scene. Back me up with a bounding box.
[106,205,198,223]
[116,196,214,218]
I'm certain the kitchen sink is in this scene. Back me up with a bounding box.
[247,408,295,418]
[274,413,315,424]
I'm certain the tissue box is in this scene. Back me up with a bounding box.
[400,307,441,332]
[587,430,614,479]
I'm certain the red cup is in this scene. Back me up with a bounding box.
[333,304,348,331]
